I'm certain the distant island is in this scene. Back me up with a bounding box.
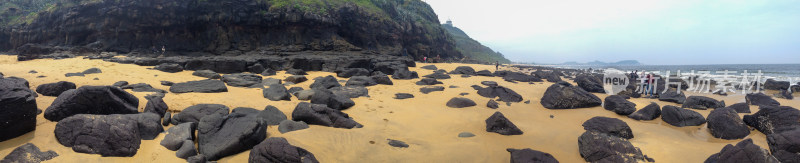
[559,60,642,65]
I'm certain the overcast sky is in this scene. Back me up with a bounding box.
[425,0,800,65]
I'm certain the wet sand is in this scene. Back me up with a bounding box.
[0,55,798,162]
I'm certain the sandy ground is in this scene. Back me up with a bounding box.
[0,55,798,162]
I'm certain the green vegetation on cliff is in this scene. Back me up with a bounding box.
[443,23,510,64]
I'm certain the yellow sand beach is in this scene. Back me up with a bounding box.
[0,55,798,162]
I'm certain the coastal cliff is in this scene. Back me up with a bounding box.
[0,0,461,61]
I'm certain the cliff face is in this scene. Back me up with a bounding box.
[442,24,509,64]
[0,0,460,60]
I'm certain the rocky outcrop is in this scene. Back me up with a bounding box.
[0,77,38,142]
[603,95,636,115]
[743,105,800,135]
[766,129,800,162]
[746,93,780,107]
[291,102,362,129]
[578,131,651,162]
[171,104,230,125]
[704,139,779,163]
[661,105,706,127]
[540,82,601,109]
[582,117,633,139]
[628,103,661,121]
[55,113,164,157]
[446,97,476,108]
[35,81,76,96]
[485,112,523,135]
[506,148,559,163]
[658,91,686,104]
[682,96,725,110]
[0,143,58,163]
[707,107,750,140]
[44,86,139,121]
[4,0,461,62]
[169,80,228,93]
[475,84,523,102]
[198,109,267,161]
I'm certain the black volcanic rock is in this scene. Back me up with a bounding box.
[659,91,686,104]
[263,84,291,101]
[249,137,319,163]
[160,122,196,151]
[35,81,76,96]
[192,70,221,79]
[310,75,341,90]
[487,99,499,109]
[423,71,451,79]
[420,65,438,70]
[766,128,800,162]
[746,93,780,107]
[284,75,308,84]
[449,66,476,75]
[154,63,183,73]
[0,77,37,142]
[574,74,604,93]
[171,104,230,125]
[420,86,445,94]
[0,77,38,142]
[476,85,523,102]
[704,139,779,163]
[258,105,288,126]
[743,105,800,135]
[682,96,725,110]
[44,86,138,121]
[485,112,523,135]
[507,148,559,163]
[446,97,476,108]
[198,109,267,161]
[169,80,228,93]
[628,103,661,120]
[578,131,649,162]
[337,68,370,78]
[291,102,362,129]
[222,73,262,87]
[286,69,308,75]
[121,83,167,93]
[345,76,378,87]
[603,95,636,115]
[55,113,163,157]
[707,107,750,140]
[394,93,414,99]
[540,82,601,109]
[661,105,706,127]
[392,70,419,80]
[1,143,58,163]
[728,103,751,113]
[416,78,443,85]
[310,89,355,110]
[764,79,790,90]
[582,116,633,139]
[144,94,168,116]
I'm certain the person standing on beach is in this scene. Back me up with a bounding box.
[495,61,500,71]
[424,56,427,63]
[646,72,655,97]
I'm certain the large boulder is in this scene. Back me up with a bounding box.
[286,69,307,75]
[746,93,780,107]
[258,106,287,126]
[574,75,604,93]
[192,70,221,79]
[35,81,76,96]
[582,117,633,139]
[55,113,163,156]
[658,91,686,104]
[540,82,602,109]
[222,73,263,87]
[330,86,369,98]
[506,148,559,163]
[337,68,370,78]
[171,104,230,125]
[248,137,319,163]
[278,120,309,134]
[501,72,542,82]
[144,95,168,116]
[160,122,196,151]
[44,86,138,121]
[121,83,167,93]
[169,80,228,93]
[704,139,779,163]
[394,93,414,99]
[764,79,790,90]
[628,103,661,121]
[370,72,393,85]
[449,66,476,75]
[603,95,636,115]
[766,129,800,162]
[291,102,362,129]
[415,78,443,85]
[345,76,378,87]
[154,63,184,73]
[661,105,706,127]
[743,105,800,135]
[391,70,419,80]
[263,84,291,101]
[728,103,751,113]
[198,109,268,161]
[682,96,725,110]
[578,131,649,162]
[422,71,451,79]
[476,85,523,102]
[310,75,341,90]
[0,143,58,163]
[446,97,477,108]
[310,89,355,110]
[485,112,523,135]
[0,77,38,142]
[420,65,438,70]
[707,107,750,140]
